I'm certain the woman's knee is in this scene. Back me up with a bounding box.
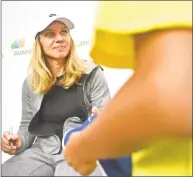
[1,158,16,176]
[1,156,54,176]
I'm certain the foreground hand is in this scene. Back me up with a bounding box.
[64,132,97,176]
[1,131,22,155]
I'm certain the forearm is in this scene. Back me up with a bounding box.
[81,74,162,159]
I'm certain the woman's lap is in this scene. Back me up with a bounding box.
[1,146,55,176]
[2,146,103,176]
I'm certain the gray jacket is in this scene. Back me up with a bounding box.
[16,62,111,155]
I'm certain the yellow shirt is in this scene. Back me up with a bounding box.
[90,1,192,176]
[90,1,192,69]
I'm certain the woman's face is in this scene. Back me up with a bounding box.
[39,21,71,60]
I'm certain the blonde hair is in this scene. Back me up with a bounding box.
[28,36,87,94]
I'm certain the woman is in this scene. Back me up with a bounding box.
[1,14,110,176]
[64,1,192,176]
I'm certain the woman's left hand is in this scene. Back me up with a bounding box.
[64,132,97,176]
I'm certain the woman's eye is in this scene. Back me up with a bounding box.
[45,32,54,37]
[61,30,69,35]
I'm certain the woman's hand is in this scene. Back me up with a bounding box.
[1,131,22,155]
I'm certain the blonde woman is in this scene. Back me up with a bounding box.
[1,14,110,176]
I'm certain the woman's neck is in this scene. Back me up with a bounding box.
[46,58,66,79]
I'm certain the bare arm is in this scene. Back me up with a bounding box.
[81,28,192,159]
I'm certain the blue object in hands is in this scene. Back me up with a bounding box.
[63,115,132,177]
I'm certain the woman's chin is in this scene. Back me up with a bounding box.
[53,53,68,59]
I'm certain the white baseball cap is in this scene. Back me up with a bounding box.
[35,13,74,38]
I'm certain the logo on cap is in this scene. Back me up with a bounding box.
[49,14,56,17]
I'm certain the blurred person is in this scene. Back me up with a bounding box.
[1,13,110,176]
[64,1,192,176]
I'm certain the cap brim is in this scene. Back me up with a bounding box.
[54,17,74,30]
[35,16,74,39]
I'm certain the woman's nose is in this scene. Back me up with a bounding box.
[55,34,65,42]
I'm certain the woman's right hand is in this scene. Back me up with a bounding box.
[1,131,22,155]
[91,106,100,115]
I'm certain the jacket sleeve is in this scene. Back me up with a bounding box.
[16,79,36,154]
[87,67,111,110]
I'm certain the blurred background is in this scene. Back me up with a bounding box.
[1,1,134,163]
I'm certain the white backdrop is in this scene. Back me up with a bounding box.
[2,1,133,163]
